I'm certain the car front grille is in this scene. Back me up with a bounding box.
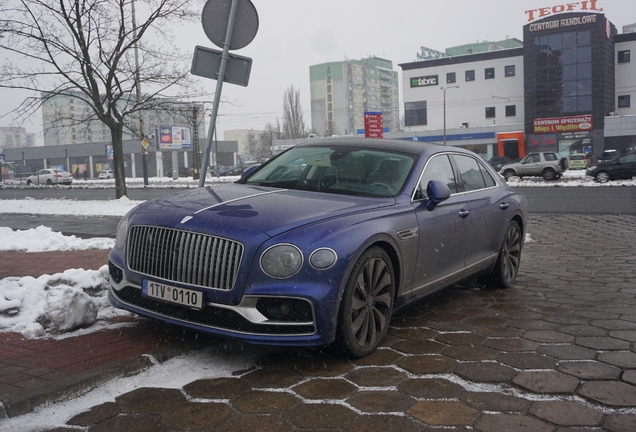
[127,225,243,291]
[113,286,315,336]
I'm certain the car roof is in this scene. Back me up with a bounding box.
[291,137,442,156]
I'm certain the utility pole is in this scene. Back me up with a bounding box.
[132,0,148,186]
[192,105,200,180]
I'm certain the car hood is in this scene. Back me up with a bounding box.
[127,183,395,239]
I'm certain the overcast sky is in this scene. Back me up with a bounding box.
[0,0,633,145]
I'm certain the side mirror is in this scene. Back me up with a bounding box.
[425,180,451,211]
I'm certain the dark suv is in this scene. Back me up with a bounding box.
[597,149,621,164]
[586,151,636,182]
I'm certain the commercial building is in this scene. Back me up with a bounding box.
[0,127,35,149]
[396,9,636,162]
[310,56,400,137]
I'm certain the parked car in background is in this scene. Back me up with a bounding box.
[568,153,591,170]
[597,149,621,165]
[488,156,513,172]
[178,167,193,177]
[98,169,114,179]
[26,169,73,185]
[108,138,527,357]
[586,151,636,183]
[500,151,565,181]
[217,166,231,176]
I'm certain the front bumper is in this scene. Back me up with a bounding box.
[108,260,333,347]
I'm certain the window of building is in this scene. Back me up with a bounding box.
[505,65,516,77]
[618,95,631,108]
[485,107,496,118]
[326,66,331,74]
[485,68,495,79]
[326,76,331,84]
[465,70,475,81]
[618,50,630,63]
[327,103,332,111]
[327,85,331,93]
[405,101,427,127]
[505,105,516,117]
[447,72,456,83]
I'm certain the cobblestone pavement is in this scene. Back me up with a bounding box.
[10,215,636,431]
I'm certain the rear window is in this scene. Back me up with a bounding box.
[544,153,558,161]
[570,154,584,160]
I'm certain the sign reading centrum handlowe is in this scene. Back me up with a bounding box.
[160,126,192,150]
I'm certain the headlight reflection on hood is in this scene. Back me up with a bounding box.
[260,244,303,279]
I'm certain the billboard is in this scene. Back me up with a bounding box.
[160,126,192,150]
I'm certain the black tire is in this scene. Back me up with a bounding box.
[337,246,395,358]
[595,172,610,183]
[542,168,556,181]
[484,221,522,289]
[26,179,32,185]
[46,178,53,185]
[503,169,516,180]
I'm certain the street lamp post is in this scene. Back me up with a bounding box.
[442,86,459,146]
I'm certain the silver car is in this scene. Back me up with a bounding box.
[25,169,74,185]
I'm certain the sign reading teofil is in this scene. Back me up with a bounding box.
[525,1,603,22]
[410,75,438,88]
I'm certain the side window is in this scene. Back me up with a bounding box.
[453,155,486,192]
[418,155,457,199]
[544,153,558,161]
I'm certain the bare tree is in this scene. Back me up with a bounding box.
[282,85,306,139]
[0,0,204,198]
[257,121,279,159]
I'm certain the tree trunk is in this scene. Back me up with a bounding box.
[110,126,128,199]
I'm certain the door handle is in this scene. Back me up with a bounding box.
[458,209,470,218]
[499,202,510,210]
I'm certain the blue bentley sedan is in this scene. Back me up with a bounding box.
[108,138,527,357]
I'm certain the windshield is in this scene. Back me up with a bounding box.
[243,146,416,197]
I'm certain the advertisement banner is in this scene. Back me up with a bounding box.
[533,115,593,134]
[160,126,192,150]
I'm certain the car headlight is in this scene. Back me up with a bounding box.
[260,244,303,279]
[309,248,337,270]
[116,218,128,249]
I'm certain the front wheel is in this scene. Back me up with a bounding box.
[337,247,395,358]
[595,172,610,183]
[542,168,557,181]
[503,170,516,181]
[484,221,523,289]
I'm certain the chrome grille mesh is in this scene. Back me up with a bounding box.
[127,226,243,291]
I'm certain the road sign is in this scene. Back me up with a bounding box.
[364,112,384,138]
[201,0,258,50]
[191,46,252,86]
[142,139,149,149]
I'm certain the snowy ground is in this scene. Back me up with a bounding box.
[0,171,634,429]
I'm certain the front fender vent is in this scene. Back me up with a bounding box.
[127,225,243,291]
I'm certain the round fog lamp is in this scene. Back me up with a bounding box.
[309,248,337,270]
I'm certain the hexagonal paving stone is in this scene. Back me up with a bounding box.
[352,348,403,366]
[528,400,603,427]
[556,361,621,380]
[485,338,540,352]
[598,351,636,368]
[474,413,555,432]
[497,352,557,370]
[115,388,187,414]
[292,378,356,400]
[523,330,574,343]
[459,391,530,412]
[474,326,524,338]
[623,370,636,386]
[558,324,608,337]
[397,354,457,374]
[610,330,636,342]
[283,403,356,429]
[591,320,636,331]
[387,327,438,340]
[454,362,517,383]
[434,332,486,345]
[87,413,166,432]
[347,390,415,413]
[576,336,631,350]
[392,339,446,354]
[67,402,120,427]
[406,401,479,426]
[537,344,596,360]
[161,402,235,430]
[513,371,579,394]
[343,414,422,432]
[231,390,299,414]
[291,357,354,377]
[443,345,500,361]
[397,378,464,399]
[579,381,636,407]
[345,366,407,387]
[603,413,636,432]
[183,377,250,399]
[242,368,304,388]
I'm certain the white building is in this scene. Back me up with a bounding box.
[0,127,36,149]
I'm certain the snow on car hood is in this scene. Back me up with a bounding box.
[128,183,394,239]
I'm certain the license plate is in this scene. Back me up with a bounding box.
[142,279,204,310]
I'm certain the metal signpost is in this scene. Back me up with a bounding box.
[192,0,258,188]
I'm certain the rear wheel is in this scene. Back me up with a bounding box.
[46,179,53,185]
[484,221,522,289]
[542,168,556,181]
[503,169,516,180]
[337,247,395,358]
[595,172,610,183]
